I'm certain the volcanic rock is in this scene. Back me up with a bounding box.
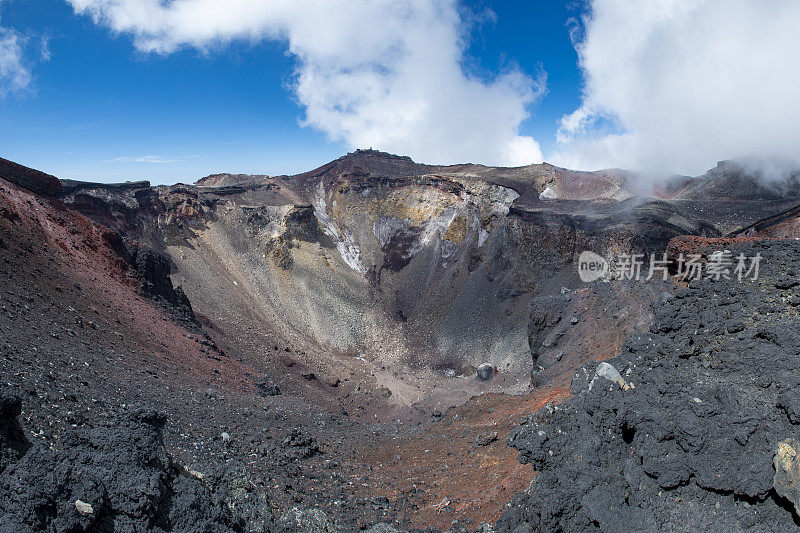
[0,393,243,532]
[256,380,281,397]
[774,438,800,515]
[0,157,61,196]
[476,363,494,381]
[500,240,800,532]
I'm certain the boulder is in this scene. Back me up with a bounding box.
[774,438,800,514]
[477,363,494,381]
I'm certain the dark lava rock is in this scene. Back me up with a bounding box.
[134,248,196,322]
[0,393,243,532]
[498,241,800,532]
[476,363,494,382]
[0,157,61,196]
[775,277,799,290]
[0,391,29,474]
[282,429,320,460]
[777,390,800,424]
[256,380,281,397]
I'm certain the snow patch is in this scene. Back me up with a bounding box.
[441,239,458,266]
[313,182,366,273]
[335,230,366,274]
[478,228,490,248]
[373,216,410,248]
[539,187,558,200]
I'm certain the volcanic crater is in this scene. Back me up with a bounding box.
[3,151,800,531]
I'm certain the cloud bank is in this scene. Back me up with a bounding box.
[68,0,545,167]
[554,0,800,177]
[0,1,31,96]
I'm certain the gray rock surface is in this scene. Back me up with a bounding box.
[499,241,800,532]
[0,393,245,533]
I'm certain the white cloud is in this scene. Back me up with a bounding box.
[40,35,51,62]
[554,0,800,177]
[107,155,198,164]
[0,2,31,97]
[67,0,545,167]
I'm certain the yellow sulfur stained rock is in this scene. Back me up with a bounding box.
[774,438,800,514]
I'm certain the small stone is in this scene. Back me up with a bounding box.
[256,381,281,397]
[75,500,94,516]
[476,363,494,382]
[184,467,206,480]
[570,317,578,325]
[221,432,231,442]
[476,431,499,447]
[595,362,629,390]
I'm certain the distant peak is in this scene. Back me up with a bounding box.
[346,149,415,163]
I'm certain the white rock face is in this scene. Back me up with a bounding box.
[373,216,409,248]
[313,182,366,273]
[539,186,558,200]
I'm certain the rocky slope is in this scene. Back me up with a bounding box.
[500,238,800,532]
[3,152,800,530]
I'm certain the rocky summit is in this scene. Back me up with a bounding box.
[2,150,800,531]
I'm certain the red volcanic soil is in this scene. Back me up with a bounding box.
[667,234,799,260]
[353,384,570,530]
[0,176,256,394]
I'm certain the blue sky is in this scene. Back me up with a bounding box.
[0,0,583,184]
[5,1,795,182]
